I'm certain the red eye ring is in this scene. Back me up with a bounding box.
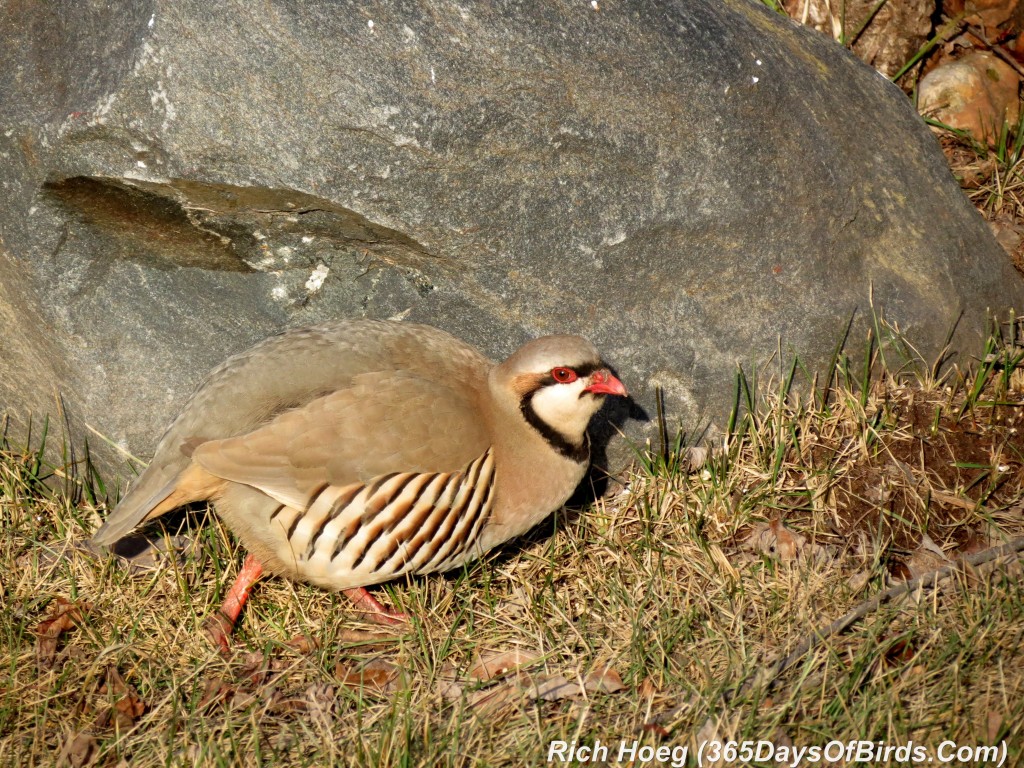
[551,367,578,383]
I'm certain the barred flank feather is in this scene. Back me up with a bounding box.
[276,450,496,587]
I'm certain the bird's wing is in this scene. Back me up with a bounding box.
[192,370,490,510]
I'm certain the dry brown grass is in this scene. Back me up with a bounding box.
[3,322,1024,767]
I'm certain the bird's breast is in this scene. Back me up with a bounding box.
[474,447,589,554]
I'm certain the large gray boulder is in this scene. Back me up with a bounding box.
[1,0,1021,478]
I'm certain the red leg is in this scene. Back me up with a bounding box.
[343,586,408,627]
[204,553,264,653]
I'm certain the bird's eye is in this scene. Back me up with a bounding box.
[551,367,578,383]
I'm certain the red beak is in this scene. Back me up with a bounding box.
[584,370,628,397]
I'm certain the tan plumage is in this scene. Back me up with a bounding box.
[92,320,626,622]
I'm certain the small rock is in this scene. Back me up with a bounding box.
[919,52,1021,144]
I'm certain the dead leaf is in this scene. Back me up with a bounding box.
[435,662,466,701]
[638,676,660,699]
[959,528,996,556]
[239,650,272,686]
[270,688,319,715]
[303,683,336,722]
[847,569,872,594]
[583,666,624,693]
[931,489,976,511]
[229,689,259,709]
[476,666,624,715]
[696,716,723,761]
[903,533,952,578]
[466,680,530,717]
[334,658,403,694]
[96,667,146,730]
[56,730,98,768]
[468,649,541,680]
[684,446,709,470]
[889,560,914,581]
[965,0,1019,29]
[329,629,401,654]
[773,729,796,753]
[440,656,623,717]
[285,634,319,654]
[35,598,92,670]
[530,673,583,701]
[988,710,1005,742]
[197,676,235,710]
[883,637,918,666]
[113,694,145,725]
[782,0,933,79]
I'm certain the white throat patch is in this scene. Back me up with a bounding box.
[528,380,603,444]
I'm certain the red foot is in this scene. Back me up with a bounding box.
[343,586,408,627]
[203,555,406,650]
[204,553,264,653]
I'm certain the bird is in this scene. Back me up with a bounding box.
[91,319,627,648]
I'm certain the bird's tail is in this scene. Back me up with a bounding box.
[90,471,182,547]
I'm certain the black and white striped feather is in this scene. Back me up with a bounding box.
[265,450,496,590]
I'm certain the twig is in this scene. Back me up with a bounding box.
[964,24,1024,80]
[654,536,1024,726]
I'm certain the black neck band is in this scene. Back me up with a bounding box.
[520,392,590,464]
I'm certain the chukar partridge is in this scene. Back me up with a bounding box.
[92,319,626,646]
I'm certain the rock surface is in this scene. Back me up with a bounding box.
[1,0,1022,480]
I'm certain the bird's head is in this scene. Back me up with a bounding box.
[491,335,627,460]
